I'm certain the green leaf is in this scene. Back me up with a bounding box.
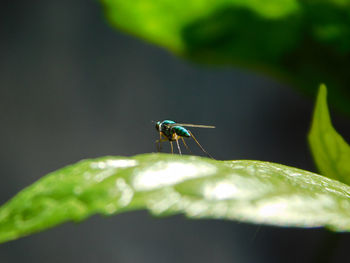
[2,153,350,244]
[101,0,350,115]
[309,84,350,185]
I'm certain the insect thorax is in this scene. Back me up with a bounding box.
[158,120,191,140]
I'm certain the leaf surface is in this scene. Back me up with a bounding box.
[101,0,350,114]
[2,153,350,244]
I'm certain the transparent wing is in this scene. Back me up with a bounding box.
[168,123,215,128]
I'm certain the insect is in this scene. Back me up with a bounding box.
[155,120,215,159]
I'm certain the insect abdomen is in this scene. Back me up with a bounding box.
[173,126,191,137]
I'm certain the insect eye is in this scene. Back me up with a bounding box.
[155,122,160,131]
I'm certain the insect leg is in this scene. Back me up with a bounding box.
[155,138,168,152]
[188,131,214,159]
[175,137,182,155]
[156,139,161,152]
[158,132,163,152]
[181,137,192,154]
[156,132,167,152]
[170,141,174,154]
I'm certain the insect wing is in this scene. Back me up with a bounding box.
[168,123,215,129]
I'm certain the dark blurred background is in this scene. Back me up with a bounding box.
[1,1,350,262]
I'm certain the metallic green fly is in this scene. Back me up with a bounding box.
[155,120,215,159]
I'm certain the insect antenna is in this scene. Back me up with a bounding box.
[188,131,214,159]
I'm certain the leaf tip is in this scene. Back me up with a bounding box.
[308,83,330,145]
[318,83,327,97]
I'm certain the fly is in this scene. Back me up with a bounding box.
[155,120,215,159]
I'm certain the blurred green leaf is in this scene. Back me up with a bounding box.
[309,84,350,185]
[101,0,350,114]
[2,153,350,244]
